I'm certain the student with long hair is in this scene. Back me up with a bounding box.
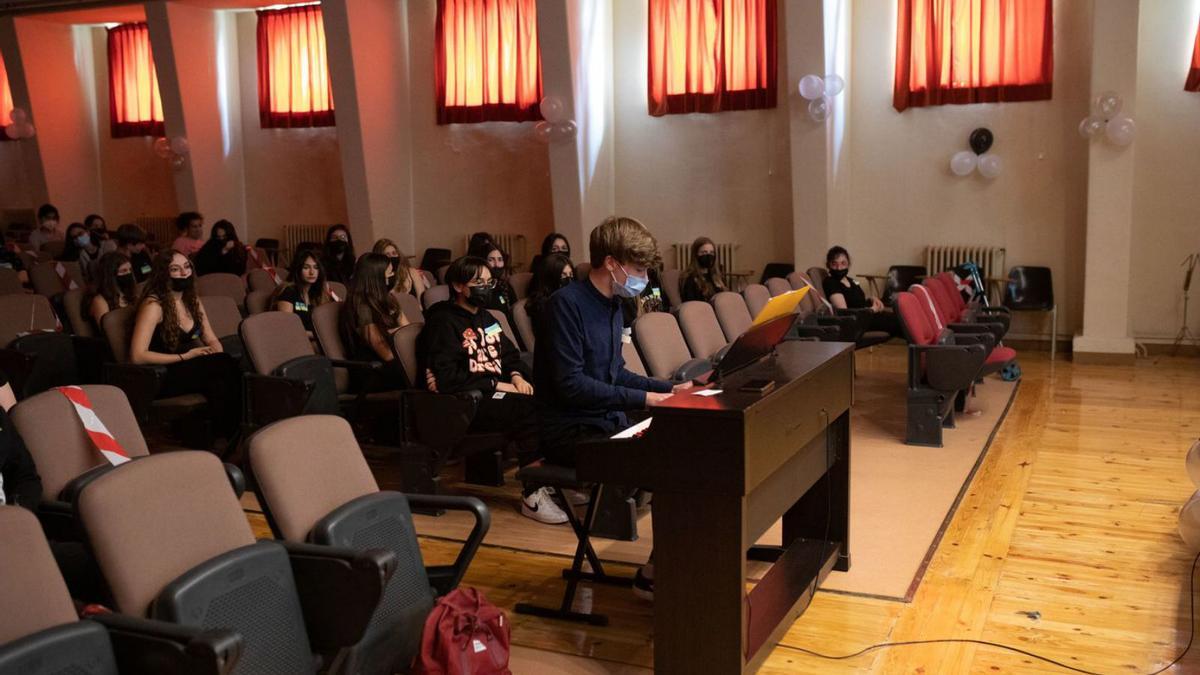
[340,253,411,389]
[129,250,243,443]
[88,252,137,330]
[524,253,574,330]
[323,224,356,285]
[272,249,333,334]
[372,238,428,298]
[529,232,571,282]
[823,245,900,337]
[481,243,517,321]
[680,236,726,303]
[466,231,494,259]
[194,220,247,276]
[58,222,100,284]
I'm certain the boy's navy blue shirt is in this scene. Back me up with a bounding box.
[534,277,671,437]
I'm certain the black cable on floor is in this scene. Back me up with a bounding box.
[777,550,1200,675]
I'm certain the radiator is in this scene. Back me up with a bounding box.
[134,216,176,247]
[282,224,332,261]
[924,245,1006,282]
[671,242,740,288]
[464,233,528,269]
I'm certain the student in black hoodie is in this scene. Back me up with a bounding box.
[419,256,565,525]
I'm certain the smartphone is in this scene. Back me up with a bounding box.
[739,378,775,395]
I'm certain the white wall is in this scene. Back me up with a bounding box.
[1129,0,1200,342]
[841,0,1093,340]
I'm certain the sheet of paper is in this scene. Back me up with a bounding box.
[694,389,723,397]
[611,417,653,439]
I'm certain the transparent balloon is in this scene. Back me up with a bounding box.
[533,121,553,144]
[169,136,190,156]
[798,75,825,100]
[950,151,977,177]
[550,120,577,144]
[1078,115,1105,139]
[3,123,17,140]
[9,108,27,125]
[1180,491,1200,551]
[977,154,1003,179]
[539,96,568,124]
[1105,116,1136,147]
[170,154,187,170]
[1095,90,1122,118]
[153,137,172,159]
[18,123,34,139]
[808,97,830,122]
[823,73,845,97]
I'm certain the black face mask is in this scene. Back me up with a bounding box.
[829,268,848,281]
[328,241,349,259]
[466,286,492,308]
[170,276,194,293]
[558,276,573,290]
[697,253,716,270]
[116,273,135,291]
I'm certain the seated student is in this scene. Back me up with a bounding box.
[419,256,561,524]
[27,203,62,252]
[535,215,691,599]
[85,214,115,255]
[372,238,428,298]
[466,231,494,259]
[58,222,100,284]
[823,245,901,337]
[115,223,153,282]
[172,212,206,258]
[0,370,42,511]
[680,236,727,303]
[194,220,247,276]
[529,232,572,283]
[339,253,411,390]
[0,231,29,285]
[271,249,332,335]
[524,253,574,332]
[129,250,243,444]
[480,243,518,321]
[88,252,137,330]
[323,224,356,286]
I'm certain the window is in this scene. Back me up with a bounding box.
[647,0,777,116]
[257,4,335,128]
[893,0,1053,112]
[435,0,543,124]
[108,22,165,138]
[1187,18,1200,92]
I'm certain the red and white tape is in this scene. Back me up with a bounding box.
[245,246,283,286]
[56,386,130,466]
[54,262,80,291]
[911,284,945,332]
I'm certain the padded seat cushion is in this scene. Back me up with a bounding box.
[985,345,1017,365]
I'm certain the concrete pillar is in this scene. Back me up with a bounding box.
[784,0,832,267]
[1073,0,1139,363]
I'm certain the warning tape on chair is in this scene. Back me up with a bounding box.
[911,284,945,332]
[56,386,131,466]
[245,246,283,286]
[54,262,80,291]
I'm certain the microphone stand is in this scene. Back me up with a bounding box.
[1173,253,1199,356]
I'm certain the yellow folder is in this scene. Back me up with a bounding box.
[751,286,810,327]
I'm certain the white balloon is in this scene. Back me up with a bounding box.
[169,136,190,156]
[1105,116,1136,147]
[532,120,553,144]
[550,120,577,143]
[9,108,27,125]
[1078,115,1105,139]
[170,154,187,169]
[3,123,17,140]
[798,74,824,100]
[823,73,845,97]
[807,97,830,122]
[1186,440,1200,487]
[18,123,34,139]
[1095,90,1122,118]
[950,151,977,177]
[539,96,568,124]
[1180,491,1200,551]
[977,153,1003,179]
[153,137,172,159]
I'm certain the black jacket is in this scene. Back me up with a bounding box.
[0,406,42,510]
[418,301,529,396]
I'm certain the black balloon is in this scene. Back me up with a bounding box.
[969,128,994,155]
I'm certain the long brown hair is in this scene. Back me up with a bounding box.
[371,238,413,293]
[93,251,136,311]
[272,249,330,308]
[341,253,402,340]
[684,236,726,297]
[139,250,204,351]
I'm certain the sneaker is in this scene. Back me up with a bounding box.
[632,568,654,602]
[522,487,569,525]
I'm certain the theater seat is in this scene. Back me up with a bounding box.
[742,284,771,320]
[661,268,683,308]
[248,415,489,675]
[394,290,424,324]
[676,300,728,361]
[422,284,450,310]
[246,267,281,293]
[512,298,536,351]
[509,271,533,299]
[765,277,791,297]
[632,312,710,381]
[712,291,753,342]
[195,273,246,309]
[76,451,394,675]
[0,294,79,399]
[240,311,335,429]
[0,506,242,675]
[200,295,245,360]
[245,289,272,315]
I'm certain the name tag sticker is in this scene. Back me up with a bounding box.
[294,302,308,311]
[472,639,487,653]
[485,323,503,337]
[651,288,662,299]
[492,391,506,400]
[140,264,152,274]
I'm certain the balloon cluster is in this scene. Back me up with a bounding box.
[153,136,191,170]
[3,108,36,140]
[533,96,577,145]
[950,127,1002,179]
[1179,441,1200,551]
[1078,91,1135,147]
[797,74,844,123]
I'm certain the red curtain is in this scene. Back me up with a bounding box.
[893,0,1053,112]
[435,0,543,124]
[0,53,13,141]
[647,0,777,116]
[108,23,165,138]
[257,5,335,128]
[1186,18,1200,92]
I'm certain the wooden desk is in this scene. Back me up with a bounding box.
[577,341,853,673]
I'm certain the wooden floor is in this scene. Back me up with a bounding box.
[251,345,1200,673]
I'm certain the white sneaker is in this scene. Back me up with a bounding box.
[522,488,569,525]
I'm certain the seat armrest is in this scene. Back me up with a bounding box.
[37,498,82,541]
[405,494,491,595]
[0,621,116,675]
[243,373,313,428]
[92,613,242,675]
[103,362,165,423]
[0,347,35,397]
[327,358,382,372]
[672,357,712,383]
[223,463,246,498]
[60,462,125,504]
[950,321,1003,345]
[912,343,986,392]
[282,540,397,652]
[791,324,840,341]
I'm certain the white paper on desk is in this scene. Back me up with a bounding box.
[694,388,723,397]
[611,417,652,439]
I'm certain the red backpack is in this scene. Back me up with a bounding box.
[412,588,511,675]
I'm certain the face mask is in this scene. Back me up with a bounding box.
[116,273,135,290]
[74,235,90,248]
[829,268,848,281]
[558,276,573,290]
[170,276,194,293]
[697,253,716,269]
[328,241,348,259]
[467,285,492,308]
[611,265,648,299]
